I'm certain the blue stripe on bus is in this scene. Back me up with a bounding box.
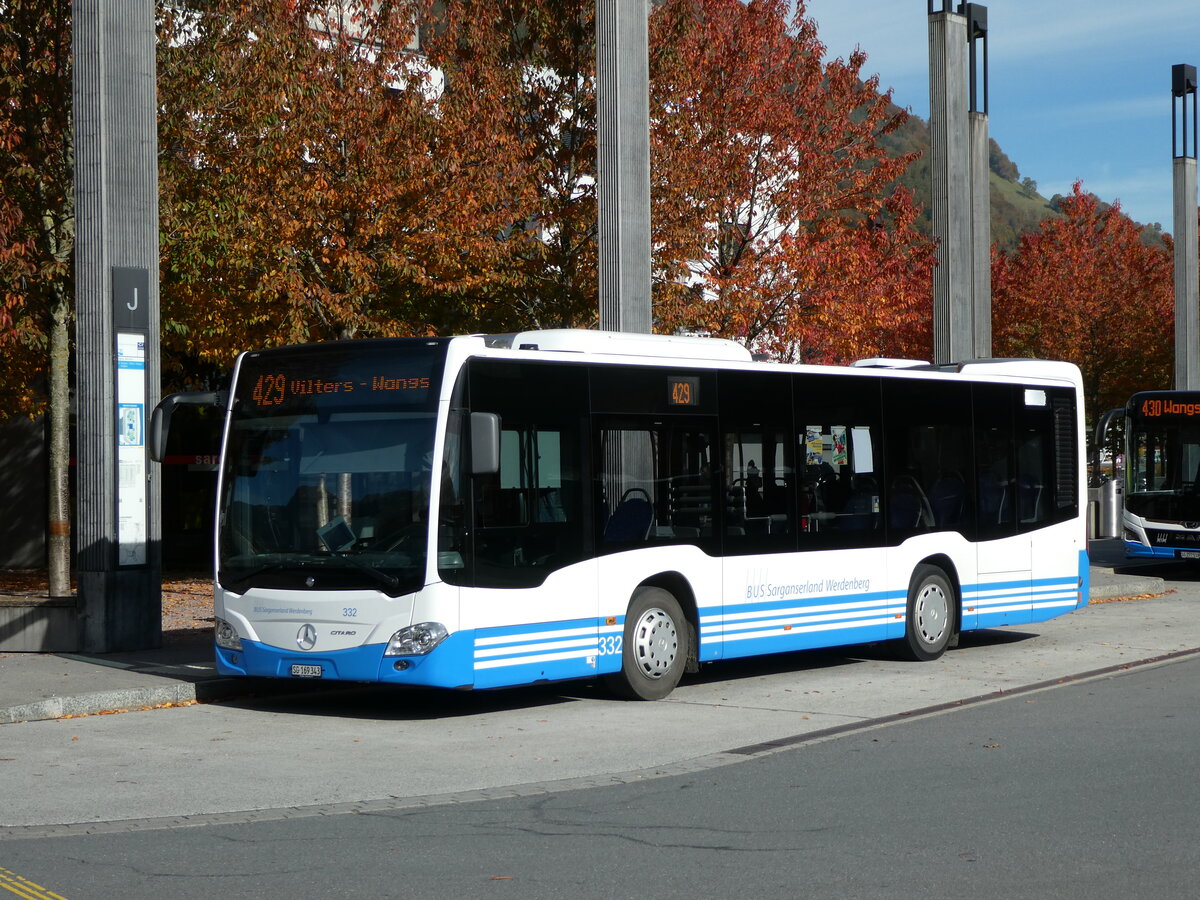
[962,574,1078,593]
[696,570,1082,657]
[472,615,600,643]
[471,617,625,688]
[1125,541,1177,559]
[697,588,904,660]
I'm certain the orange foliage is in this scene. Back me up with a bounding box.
[649,0,935,363]
[157,0,536,373]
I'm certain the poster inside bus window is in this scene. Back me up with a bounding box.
[805,427,823,464]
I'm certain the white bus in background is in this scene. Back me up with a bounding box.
[1100,390,1200,560]
[151,330,1089,700]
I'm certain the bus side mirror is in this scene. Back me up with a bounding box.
[1091,408,1125,479]
[470,412,500,475]
[149,390,227,463]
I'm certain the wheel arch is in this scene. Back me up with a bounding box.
[637,571,700,673]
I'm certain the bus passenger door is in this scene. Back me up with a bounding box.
[973,385,1033,627]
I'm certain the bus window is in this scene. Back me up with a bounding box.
[794,373,883,547]
[973,383,1017,541]
[452,359,591,589]
[881,379,973,540]
[596,421,718,549]
[722,429,795,548]
[1014,388,1078,531]
[719,369,796,554]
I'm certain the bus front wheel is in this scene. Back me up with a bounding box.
[604,587,687,700]
[901,565,954,662]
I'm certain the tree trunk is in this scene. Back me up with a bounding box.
[47,289,71,599]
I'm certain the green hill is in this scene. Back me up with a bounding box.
[880,108,1056,252]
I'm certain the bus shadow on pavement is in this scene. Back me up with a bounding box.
[216,678,593,721]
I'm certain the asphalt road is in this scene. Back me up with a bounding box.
[2,562,1200,897]
[2,649,1198,898]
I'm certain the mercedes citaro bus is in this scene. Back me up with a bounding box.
[151,330,1089,699]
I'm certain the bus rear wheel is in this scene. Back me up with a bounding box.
[901,565,954,662]
[604,587,687,700]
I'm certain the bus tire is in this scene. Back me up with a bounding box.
[604,587,687,700]
[901,565,954,662]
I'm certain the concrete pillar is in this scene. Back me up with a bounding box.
[966,5,991,359]
[928,2,972,364]
[1173,64,1199,390]
[596,0,652,334]
[970,113,992,359]
[73,0,162,651]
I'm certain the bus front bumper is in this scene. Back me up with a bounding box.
[214,631,475,689]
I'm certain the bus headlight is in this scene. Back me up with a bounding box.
[214,617,243,651]
[384,622,449,656]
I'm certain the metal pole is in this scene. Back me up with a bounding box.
[966,4,991,359]
[1173,64,1199,390]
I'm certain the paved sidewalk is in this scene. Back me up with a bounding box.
[0,543,1171,725]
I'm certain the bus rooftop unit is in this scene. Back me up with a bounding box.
[152,330,1089,700]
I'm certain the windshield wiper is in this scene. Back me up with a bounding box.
[317,516,400,591]
[321,549,400,591]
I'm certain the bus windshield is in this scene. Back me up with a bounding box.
[218,340,447,596]
[1127,419,1200,522]
[1124,392,1200,524]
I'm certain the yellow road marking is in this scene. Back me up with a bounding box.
[0,867,67,900]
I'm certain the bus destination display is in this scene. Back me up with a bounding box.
[1138,397,1200,419]
[249,372,431,408]
[668,375,699,407]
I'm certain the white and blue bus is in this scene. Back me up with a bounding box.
[1101,390,1200,560]
[152,330,1089,699]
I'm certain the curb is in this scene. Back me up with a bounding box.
[0,677,259,725]
[1088,572,1167,602]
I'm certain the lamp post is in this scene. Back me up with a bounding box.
[1173,64,1199,390]
[965,3,991,360]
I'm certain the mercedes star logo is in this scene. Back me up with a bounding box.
[296,624,317,651]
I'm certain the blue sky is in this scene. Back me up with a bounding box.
[802,0,1200,231]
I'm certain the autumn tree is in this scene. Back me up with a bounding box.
[992,183,1174,416]
[157,0,535,374]
[648,0,935,362]
[426,0,601,330]
[0,0,74,595]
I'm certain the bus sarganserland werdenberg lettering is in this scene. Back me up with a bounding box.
[1101,390,1200,560]
[150,330,1089,700]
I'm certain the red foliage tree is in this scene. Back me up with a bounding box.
[648,0,935,362]
[992,183,1174,416]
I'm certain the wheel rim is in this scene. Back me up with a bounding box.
[914,582,949,646]
[632,606,679,679]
